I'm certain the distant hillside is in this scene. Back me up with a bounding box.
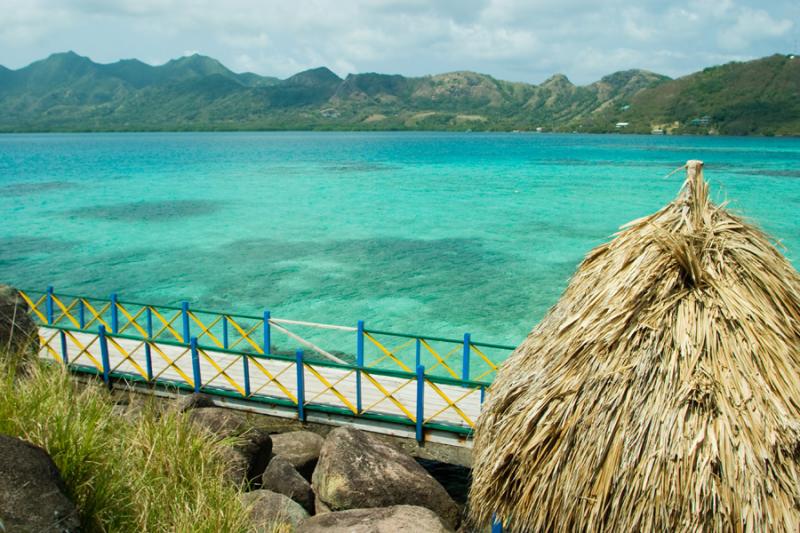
[0,51,797,135]
[579,54,800,136]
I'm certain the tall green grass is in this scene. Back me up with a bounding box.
[0,356,253,532]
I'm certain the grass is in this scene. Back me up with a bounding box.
[0,352,254,532]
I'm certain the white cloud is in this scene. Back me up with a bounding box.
[0,0,795,83]
[718,8,794,50]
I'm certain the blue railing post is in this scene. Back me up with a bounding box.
[491,514,503,533]
[222,316,229,349]
[46,286,54,325]
[356,320,364,414]
[296,349,306,421]
[144,307,154,381]
[462,333,471,381]
[78,299,86,329]
[190,337,201,392]
[110,293,119,333]
[263,311,271,355]
[242,355,251,398]
[98,325,110,388]
[181,301,190,344]
[416,365,425,443]
[415,338,421,368]
[59,330,68,365]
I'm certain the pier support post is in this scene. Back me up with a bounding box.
[110,293,119,333]
[145,308,154,381]
[296,349,306,421]
[59,330,68,365]
[46,286,54,325]
[242,355,251,398]
[181,301,190,344]
[416,364,425,443]
[356,320,364,413]
[190,337,202,392]
[462,333,471,381]
[263,311,271,355]
[99,325,110,388]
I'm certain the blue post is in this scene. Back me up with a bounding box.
[480,385,486,405]
[415,338,421,368]
[416,365,425,443]
[356,320,364,414]
[223,316,229,349]
[78,299,86,329]
[181,301,190,344]
[462,333,471,381]
[99,325,110,388]
[110,293,119,333]
[491,514,503,533]
[190,337,202,392]
[145,308,154,381]
[263,311,271,355]
[296,349,306,421]
[46,286,54,325]
[59,330,68,365]
[242,355,251,398]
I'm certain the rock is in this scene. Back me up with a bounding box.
[297,505,452,533]
[188,407,272,485]
[175,392,216,412]
[262,455,315,514]
[315,494,332,515]
[312,428,460,529]
[0,284,39,368]
[0,435,80,532]
[241,489,309,532]
[271,430,324,479]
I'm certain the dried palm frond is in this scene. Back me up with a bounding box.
[469,161,800,532]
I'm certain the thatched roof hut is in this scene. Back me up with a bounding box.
[469,161,800,532]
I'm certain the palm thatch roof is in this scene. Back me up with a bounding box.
[469,161,800,532]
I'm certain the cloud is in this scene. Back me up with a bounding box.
[0,0,795,84]
[718,8,794,50]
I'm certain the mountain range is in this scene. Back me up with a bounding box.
[0,51,798,135]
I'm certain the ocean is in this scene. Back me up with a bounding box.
[1,132,799,358]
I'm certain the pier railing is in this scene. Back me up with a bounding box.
[20,287,517,442]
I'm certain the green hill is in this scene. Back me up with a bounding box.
[0,51,797,134]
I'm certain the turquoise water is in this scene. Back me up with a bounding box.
[1,132,799,353]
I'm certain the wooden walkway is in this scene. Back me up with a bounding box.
[39,327,483,446]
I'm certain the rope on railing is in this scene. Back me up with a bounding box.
[269,321,347,364]
[270,318,357,332]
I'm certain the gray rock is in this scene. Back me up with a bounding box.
[0,284,39,368]
[174,392,216,412]
[315,494,332,515]
[297,505,452,533]
[312,427,460,529]
[0,434,80,532]
[188,407,272,485]
[262,455,315,514]
[271,430,324,479]
[241,489,310,532]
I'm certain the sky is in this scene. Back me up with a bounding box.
[0,0,797,84]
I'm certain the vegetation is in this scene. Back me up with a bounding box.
[0,52,797,135]
[0,355,253,532]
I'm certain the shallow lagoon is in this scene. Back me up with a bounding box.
[1,132,798,353]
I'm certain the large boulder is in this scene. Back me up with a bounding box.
[262,455,315,514]
[174,392,217,412]
[297,505,452,533]
[0,435,80,532]
[271,430,324,479]
[312,428,460,529]
[0,284,39,368]
[241,489,309,532]
[188,407,272,485]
